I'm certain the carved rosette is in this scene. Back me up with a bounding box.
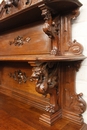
[30,63,58,95]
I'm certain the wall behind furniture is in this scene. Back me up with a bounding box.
[72,0,87,123]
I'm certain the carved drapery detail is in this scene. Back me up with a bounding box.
[30,62,58,95]
[9,36,30,46]
[9,70,29,84]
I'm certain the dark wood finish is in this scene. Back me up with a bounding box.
[0,0,86,129]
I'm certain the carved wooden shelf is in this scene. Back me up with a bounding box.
[0,0,87,129]
[0,0,82,33]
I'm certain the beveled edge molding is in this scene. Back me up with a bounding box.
[9,35,31,46]
[9,70,29,84]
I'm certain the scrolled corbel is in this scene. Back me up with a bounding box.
[30,62,58,96]
[30,62,59,113]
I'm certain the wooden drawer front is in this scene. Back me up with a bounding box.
[0,22,51,55]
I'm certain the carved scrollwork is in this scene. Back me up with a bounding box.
[70,93,86,114]
[65,88,86,114]
[9,70,29,84]
[9,36,31,46]
[30,62,58,96]
[68,40,83,55]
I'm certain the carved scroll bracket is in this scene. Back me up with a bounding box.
[30,62,58,95]
[30,62,59,113]
[38,4,60,55]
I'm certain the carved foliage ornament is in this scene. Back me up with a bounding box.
[9,70,29,84]
[9,36,30,46]
[30,62,58,96]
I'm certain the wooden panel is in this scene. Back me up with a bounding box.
[0,62,50,111]
[0,22,51,55]
[0,62,41,96]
